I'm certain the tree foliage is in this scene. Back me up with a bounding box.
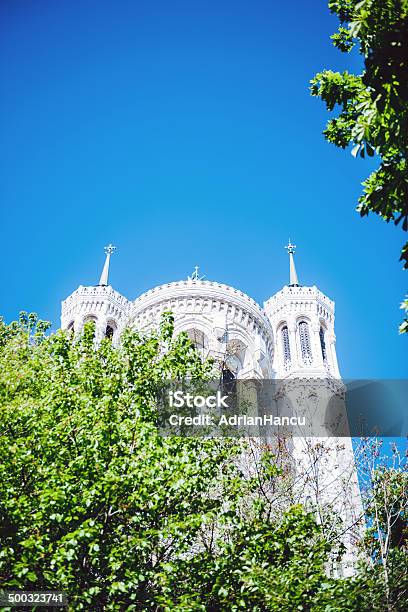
[0,314,407,610]
[356,438,408,610]
[0,314,331,610]
[310,0,408,329]
[362,467,408,609]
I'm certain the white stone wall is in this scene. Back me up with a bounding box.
[61,285,131,345]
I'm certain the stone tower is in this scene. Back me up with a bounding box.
[61,244,130,344]
[264,242,362,576]
[265,241,339,378]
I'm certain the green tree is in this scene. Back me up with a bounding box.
[158,505,331,611]
[310,439,408,612]
[0,314,331,611]
[310,0,408,331]
[357,439,408,610]
[1,314,406,610]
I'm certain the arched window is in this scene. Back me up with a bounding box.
[67,321,75,334]
[83,315,97,324]
[105,320,117,341]
[105,325,115,340]
[224,339,246,379]
[298,321,312,364]
[220,351,240,402]
[185,329,209,360]
[319,326,327,362]
[224,354,241,377]
[281,325,291,366]
[82,315,97,339]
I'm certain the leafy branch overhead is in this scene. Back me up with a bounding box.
[310,0,408,309]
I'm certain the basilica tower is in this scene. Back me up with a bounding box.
[265,241,340,379]
[262,242,363,576]
[61,244,130,344]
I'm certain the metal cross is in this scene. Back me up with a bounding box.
[285,239,296,255]
[104,244,117,255]
[189,265,205,280]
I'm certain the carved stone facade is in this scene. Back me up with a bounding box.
[265,285,340,378]
[129,279,275,379]
[61,278,339,381]
[61,285,130,344]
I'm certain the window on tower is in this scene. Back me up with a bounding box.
[298,321,312,364]
[105,320,117,341]
[185,329,209,360]
[221,360,237,405]
[224,339,245,378]
[82,316,97,338]
[222,365,236,384]
[281,325,291,367]
[83,315,97,324]
[105,325,114,340]
[319,326,327,362]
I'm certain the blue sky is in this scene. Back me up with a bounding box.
[0,0,406,378]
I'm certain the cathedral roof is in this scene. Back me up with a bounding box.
[130,278,273,330]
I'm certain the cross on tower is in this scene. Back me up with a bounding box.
[104,243,117,256]
[285,239,296,255]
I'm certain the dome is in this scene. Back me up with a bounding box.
[128,278,274,377]
[131,279,267,323]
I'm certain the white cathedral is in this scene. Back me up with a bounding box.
[61,242,363,575]
[61,242,339,380]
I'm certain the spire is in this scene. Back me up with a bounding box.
[98,244,116,286]
[285,239,299,286]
